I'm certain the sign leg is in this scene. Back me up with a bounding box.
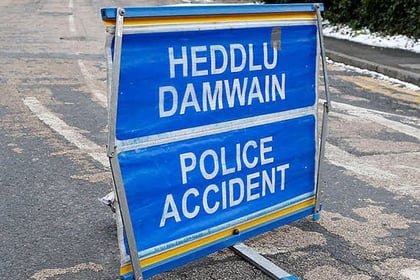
[231,243,299,280]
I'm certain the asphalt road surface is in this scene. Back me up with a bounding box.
[0,0,419,279]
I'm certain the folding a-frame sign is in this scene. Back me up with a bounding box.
[101,4,330,280]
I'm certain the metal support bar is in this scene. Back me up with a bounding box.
[105,30,114,110]
[314,3,331,111]
[314,101,328,219]
[313,3,331,218]
[231,243,299,280]
[107,7,125,158]
[106,7,143,280]
[109,157,143,280]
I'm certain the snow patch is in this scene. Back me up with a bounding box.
[323,21,420,54]
[327,58,420,92]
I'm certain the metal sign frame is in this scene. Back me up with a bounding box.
[102,4,329,280]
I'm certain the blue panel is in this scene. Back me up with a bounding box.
[101,4,324,20]
[118,114,315,254]
[115,25,317,140]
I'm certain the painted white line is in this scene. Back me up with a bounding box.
[325,142,398,181]
[68,15,76,35]
[23,96,109,168]
[77,60,107,108]
[401,266,420,280]
[321,98,419,192]
[30,262,103,280]
[68,0,107,108]
[68,0,76,35]
[321,99,420,140]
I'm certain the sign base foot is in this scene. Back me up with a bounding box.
[230,243,300,280]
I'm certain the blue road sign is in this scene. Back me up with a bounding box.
[115,25,317,140]
[102,4,324,279]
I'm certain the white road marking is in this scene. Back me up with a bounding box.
[23,96,109,168]
[30,262,103,280]
[68,15,76,35]
[325,142,398,181]
[77,59,107,108]
[68,0,107,108]
[321,99,420,140]
[401,266,420,280]
[68,0,76,35]
[321,98,419,192]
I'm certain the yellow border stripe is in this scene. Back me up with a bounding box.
[120,197,315,275]
[338,75,420,103]
[103,12,316,26]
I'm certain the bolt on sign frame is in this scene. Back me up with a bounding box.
[101,4,330,280]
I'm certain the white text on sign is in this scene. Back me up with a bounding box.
[159,42,286,118]
[160,136,290,227]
